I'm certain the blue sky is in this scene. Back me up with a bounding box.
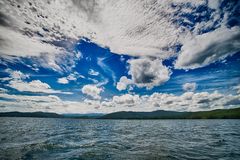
[0,0,239,113]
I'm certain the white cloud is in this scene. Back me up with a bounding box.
[112,94,140,106]
[88,69,99,76]
[0,27,76,71]
[8,79,72,94]
[182,82,197,92]
[67,74,78,81]
[10,70,29,80]
[57,73,80,84]
[97,57,116,84]
[83,99,101,109]
[116,58,171,90]
[116,76,132,91]
[0,93,61,103]
[127,58,171,89]
[0,93,103,114]
[175,27,240,69]
[207,0,220,10]
[57,77,69,84]
[0,70,29,81]
[3,70,72,94]
[81,84,103,99]
[0,26,62,57]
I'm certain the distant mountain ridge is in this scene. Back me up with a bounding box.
[0,111,63,118]
[0,111,103,119]
[100,108,240,119]
[0,107,240,119]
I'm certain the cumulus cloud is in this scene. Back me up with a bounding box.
[182,82,197,92]
[57,73,80,84]
[116,58,171,90]
[67,74,78,81]
[1,70,29,81]
[112,94,140,106]
[57,77,69,84]
[127,58,171,89]
[175,27,240,69]
[88,69,99,76]
[116,76,132,91]
[81,84,103,99]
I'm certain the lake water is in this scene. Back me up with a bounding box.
[0,118,240,160]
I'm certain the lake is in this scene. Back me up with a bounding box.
[0,118,240,160]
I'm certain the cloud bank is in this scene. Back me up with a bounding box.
[0,90,239,114]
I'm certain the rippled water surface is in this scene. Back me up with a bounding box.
[0,118,240,160]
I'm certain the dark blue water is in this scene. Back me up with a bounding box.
[0,118,240,160]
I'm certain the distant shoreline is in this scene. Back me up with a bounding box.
[0,107,240,119]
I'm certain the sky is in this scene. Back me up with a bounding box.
[0,0,239,114]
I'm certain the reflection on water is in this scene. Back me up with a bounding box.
[0,118,240,160]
